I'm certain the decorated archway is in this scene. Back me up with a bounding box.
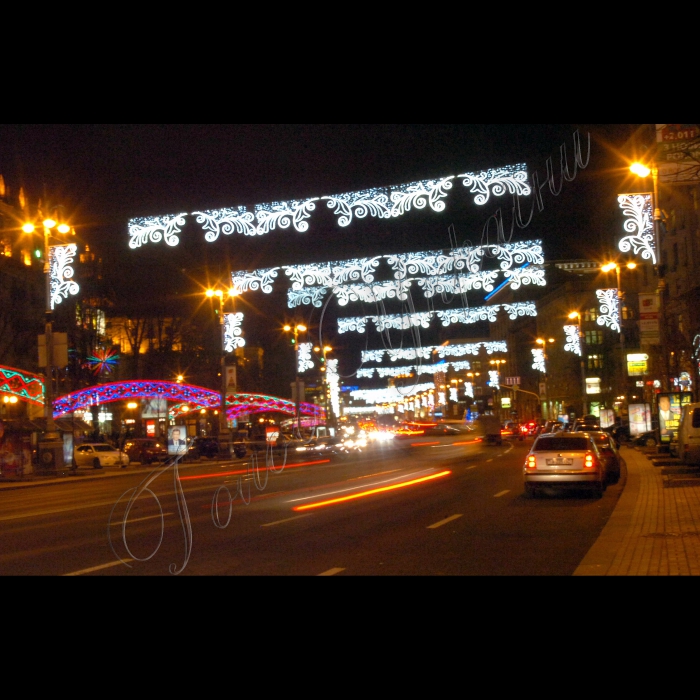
[0,365,45,406]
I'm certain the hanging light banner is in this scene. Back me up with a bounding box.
[532,348,546,373]
[297,342,314,373]
[617,193,655,264]
[49,244,80,310]
[223,312,245,353]
[128,163,531,248]
[356,359,473,379]
[360,341,507,364]
[563,325,581,355]
[596,288,620,333]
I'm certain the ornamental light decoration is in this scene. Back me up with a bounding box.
[128,213,187,249]
[465,382,474,398]
[596,289,620,333]
[297,342,314,373]
[488,370,500,389]
[449,387,458,402]
[223,313,246,353]
[532,348,546,373]
[326,359,340,418]
[361,343,505,364]
[49,244,80,309]
[617,193,655,264]
[563,325,581,355]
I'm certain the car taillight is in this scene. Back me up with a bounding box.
[584,452,596,469]
[526,455,536,470]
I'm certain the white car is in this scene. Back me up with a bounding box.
[74,443,129,469]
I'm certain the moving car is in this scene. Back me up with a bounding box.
[587,430,622,484]
[74,442,129,469]
[523,431,606,498]
[633,430,659,448]
[186,436,247,460]
[123,438,167,465]
[472,414,502,446]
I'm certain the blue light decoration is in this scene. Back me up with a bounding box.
[128,163,531,248]
[52,380,324,422]
[49,244,80,309]
[617,193,655,264]
[84,347,120,376]
[0,364,45,405]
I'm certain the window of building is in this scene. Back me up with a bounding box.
[584,308,598,322]
[584,330,603,345]
[587,354,603,370]
[472,361,481,371]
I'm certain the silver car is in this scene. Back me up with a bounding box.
[523,432,606,498]
[74,443,130,469]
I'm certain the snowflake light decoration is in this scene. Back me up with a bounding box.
[531,348,546,373]
[563,325,581,355]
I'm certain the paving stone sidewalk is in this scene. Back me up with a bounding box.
[574,445,700,575]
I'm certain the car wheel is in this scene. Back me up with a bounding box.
[644,437,657,448]
[93,458,102,469]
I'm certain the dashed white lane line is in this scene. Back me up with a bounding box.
[486,458,493,463]
[494,490,510,498]
[318,567,345,576]
[64,559,133,576]
[466,465,477,470]
[261,514,312,527]
[427,514,463,529]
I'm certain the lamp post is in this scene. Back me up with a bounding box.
[535,338,555,420]
[206,286,239,455]
[630,162,669,391]
[314,344,333,430]
[22,214,75,471]
[568,311,587,418]
[601,261,638,407]
[284,323,307,435]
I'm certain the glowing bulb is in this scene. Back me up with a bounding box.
[43,219,57,229]
[22,223,35,233]
[297,324,307,332]
[630,162,651,178]
[601,262,616,272]
[57,223,70,234]
[206,289,215,297]
[283,325,291,332]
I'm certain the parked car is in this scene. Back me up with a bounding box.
[633,430,659,448]
[74,442,129,469]
[523,431,606,498]
[587,430,622,484]
[676,402,700,465]
[123,438,167,465]
[603,423,630,447]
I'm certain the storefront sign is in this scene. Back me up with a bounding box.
[626,353,648,376]
[586,378,601,394]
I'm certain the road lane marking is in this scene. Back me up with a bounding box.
[494,490,510,497]
[466,465,477,470]
[427,514,463,529]
[486,458,493,463]
[318,567,345,576]
[64,559,133,576]
[261,514,312,527]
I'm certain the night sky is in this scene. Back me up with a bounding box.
[0,124,645,392]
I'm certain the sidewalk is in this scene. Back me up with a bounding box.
[574,444,700,575]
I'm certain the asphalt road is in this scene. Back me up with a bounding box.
[0,437,625,575]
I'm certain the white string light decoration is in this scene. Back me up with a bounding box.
[297,342,314,373]
[563,325,581,355]
[326,359,340,418]
[49,244,80,309]
[349,383,434,404]
[488,370,500,389]
[449,387,459,402]
[596,288,620,333]
[223,313,245,353]
[532,348,546,373]
[465,382,474,398]
[617,193,655,264]
[128,213,187,249]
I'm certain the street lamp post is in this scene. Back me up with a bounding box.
[568,311,587,418]
[284,323,307,435]
[536,338,555,420]
[630,162,669,391]
[206,287,239,456]
[22,215,74,472]
[602,261,638,407]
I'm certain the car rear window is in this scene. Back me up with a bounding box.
[534,437,590,451]
[94,445,116,452]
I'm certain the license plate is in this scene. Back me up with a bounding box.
[546,458,573,465]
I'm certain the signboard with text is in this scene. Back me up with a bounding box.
[629,403,652,436]
[657,392,693,444]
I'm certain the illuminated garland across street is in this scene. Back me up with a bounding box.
[128,163,531,248]
[617,193,655,264]
[563,325,581,355]
[337,303,536,334]
[50,244,80,309]
[349,382,435,405]
[355,359,472,378]
[0,364,45,405]
[596,289,620,332]
[52,380,324,422]
[223,313,245,353]
[360,341,507,364]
